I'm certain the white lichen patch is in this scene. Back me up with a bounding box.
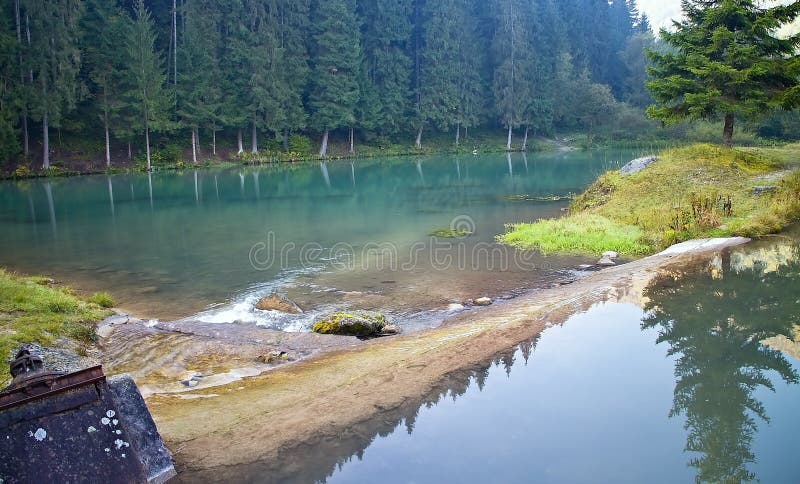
[112,419,118,426]
[101,417,110,425]
[121,453,126,458]
[28,428,47,441]
[106,410,115,418]
[87,426,98,433]
[115,430,122,435]
[104,448,110,453]
[114,439,125,449]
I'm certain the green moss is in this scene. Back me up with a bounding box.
[0,268,112,385]
[430,229,472,238]
[312,311,387,337]
[498,143,800,256]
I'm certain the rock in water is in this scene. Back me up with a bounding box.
[474,297,493,306]
[381,324,401,335]
[312,311,387,337]
[255,292,303,314]
[619,156,658,175]
[597,256,616,266]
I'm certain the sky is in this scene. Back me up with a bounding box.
[637,0,800,35]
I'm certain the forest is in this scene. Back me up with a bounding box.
[0,0,666,169]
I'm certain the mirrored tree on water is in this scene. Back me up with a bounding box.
[643,247,800,483]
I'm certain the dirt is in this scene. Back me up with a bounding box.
[140,238,748,479]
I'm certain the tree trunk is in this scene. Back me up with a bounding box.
[349,127,354,154]
[415,126,423,149]
[104,118,111,167]
[172,0,177,88]
[506,125,512,152]
[455,123,460,147]
[42,112,49,170]
[319,129,329,158]
[128,142,132,161]
[282,129,288,151]
[191,129,197,164]
[522,126,528,152]
[237,128,243,154]
[212,128,216,156]
[251,120,257,154]
[14,0,28,158]
[104,95,111,166]
[145,125,152,172]
[723,113,734,148]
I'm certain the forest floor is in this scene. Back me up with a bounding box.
[498,143,800,256]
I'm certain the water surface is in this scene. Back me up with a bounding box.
[0,150,631,329]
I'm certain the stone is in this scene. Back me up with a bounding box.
[381,324,401,335]
[474,297,493,306]
[602,251,619,259]
[752,186,776,196]
[619,156,658,175]
[597,257,616,266]
[447,303,465,311]
[255,292,303,314]
[257,351,289,364]
[577,264,594,270]
[312,311,387,337]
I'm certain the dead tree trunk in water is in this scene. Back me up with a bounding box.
[506,125,512,152]
[522,126,528,152]
[237,128,243,154]
[348,127,354,154]
[191,128,197,164]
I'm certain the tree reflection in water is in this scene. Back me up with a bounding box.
[642,246,800,483]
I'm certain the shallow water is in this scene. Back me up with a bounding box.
[0,150,632,329]
[212,233,800,483]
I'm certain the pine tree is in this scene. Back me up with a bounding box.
[25,0,85,169]
[490,0,536,150]
[0,3,20,161]
[647,0,800,147]
[274,0,310,150]
[122,0,172,171]
[308,0,361,157]
[83,0,126,166]
[357,0,413,137]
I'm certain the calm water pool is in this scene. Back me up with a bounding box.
[207,233,800,483]
[0,150,631,328]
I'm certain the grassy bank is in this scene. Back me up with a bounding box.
[0,269,113,385]
[498,143,800,256]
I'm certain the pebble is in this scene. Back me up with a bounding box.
[597,257,616,266]
[474,297,493,306]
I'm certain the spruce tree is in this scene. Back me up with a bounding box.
[25,0,84,169]
[308,0,361,158]
[122,0,171,171]
[647,0,800,147]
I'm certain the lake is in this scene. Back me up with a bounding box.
[0,150,633,330]
[204,232,800,483]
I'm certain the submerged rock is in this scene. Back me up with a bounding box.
[256,292,303,314]
[474,297,493,306]
[257,351,290,364]
[619,156,658,175]
[312,311,387,337]
[429,228,473,238]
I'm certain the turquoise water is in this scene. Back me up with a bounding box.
[0,150,630,328]
[206,233,800,483]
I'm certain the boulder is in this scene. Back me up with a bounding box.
[602,250,619,259]
[312,311,387,337]
[597,256,616,266]
[257,351,289,364]
[619,156,658,175]
[256,292,303,314]
[381,324,401,335]
[474,297,493,306]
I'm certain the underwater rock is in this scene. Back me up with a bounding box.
[312,311,387,337]
[257,351,290,364]
[474,297,493,306]
[256,292,303,314]
[429,228,473,238]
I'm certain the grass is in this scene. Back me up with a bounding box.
[498,143,800,256]
[0,269,113,385]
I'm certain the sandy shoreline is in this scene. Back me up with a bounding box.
[138,238,748,480]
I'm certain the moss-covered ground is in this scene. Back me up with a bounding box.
[498,143,800,256]
[0,269,113,384]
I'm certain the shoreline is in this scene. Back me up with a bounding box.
[142,237,749,477]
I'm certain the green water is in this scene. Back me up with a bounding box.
[194,231,800,483]
[0,150,631,328]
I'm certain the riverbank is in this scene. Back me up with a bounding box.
[142,237,751,477]
[0,269,114,385]
[498,143,800,256]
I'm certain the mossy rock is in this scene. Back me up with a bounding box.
[430,228,472,238]
[312,311,387,337]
